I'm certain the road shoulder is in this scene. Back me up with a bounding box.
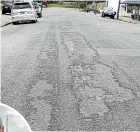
[119,16,140,24]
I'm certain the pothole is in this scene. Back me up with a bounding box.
[69,62,135,118]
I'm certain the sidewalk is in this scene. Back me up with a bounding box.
[76,9,140,24]
[119,16,140,24]
[0,14,12,27]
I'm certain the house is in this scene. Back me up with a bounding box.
[107,0,126,16]
[107,0,140,17]
[121,0,140,18]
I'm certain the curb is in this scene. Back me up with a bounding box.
[1,22,12,27]
[119,19,137,24]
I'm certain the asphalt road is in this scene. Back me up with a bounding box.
[1,8,140,131]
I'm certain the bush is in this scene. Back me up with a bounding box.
[48,1,57,4]
[79,2,87,9]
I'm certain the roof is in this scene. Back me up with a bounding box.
[94,0,106,3]
[121,0,140,4]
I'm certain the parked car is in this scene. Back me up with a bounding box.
[99,7,112,13]
[101,7,116,19]
[86,5,94,12]
[11,2,37,25]
[33,1,42,17]
[42,1,47,8]
[2,1,13,14]
[86,4,94,12]
[34,0,43,9]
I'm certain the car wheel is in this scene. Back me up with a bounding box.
[39,12,42,18]
[12,22,17,25]
[2,11,5,14]
[32,20,37,23]
[110,16,114,19]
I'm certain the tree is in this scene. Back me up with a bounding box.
[79,1,87,9]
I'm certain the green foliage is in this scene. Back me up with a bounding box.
[48,4,76,8]
[79,1,87,9]
[48,1,57,4]
[87,1,93,5]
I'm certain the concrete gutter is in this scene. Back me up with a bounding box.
[1,22,12,27]
[119,19,137,24]
[119,17,140,24]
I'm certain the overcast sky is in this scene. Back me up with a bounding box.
[0,104,32,132]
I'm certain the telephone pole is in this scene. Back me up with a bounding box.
[94,0,97,14]
[95,0,97,10]
[117,0,121,19]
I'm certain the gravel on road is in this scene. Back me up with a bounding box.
[1,8,140,131]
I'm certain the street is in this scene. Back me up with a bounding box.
[1,7,140,131]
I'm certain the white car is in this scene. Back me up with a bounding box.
[11,2,37,25]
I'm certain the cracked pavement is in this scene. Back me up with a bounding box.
[1,7,140,131]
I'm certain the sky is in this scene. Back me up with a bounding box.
[0,104,32,132]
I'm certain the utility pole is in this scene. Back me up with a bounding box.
[85,0,86,12]
[94,0,97,14]
[6,115,8,132]
[106,0,108,7]
[95,0,97,10]
[78,1,80,11]
[117,0,121,19]
[95,0,97,14]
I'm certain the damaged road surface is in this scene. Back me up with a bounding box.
[1,8,140,131]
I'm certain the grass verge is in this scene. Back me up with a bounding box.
[48,4,76,8]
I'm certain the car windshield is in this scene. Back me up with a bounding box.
[5,2,13,6]
[36,1,42,5]
[106,7,113,10]
[13,2,31,9]
[33,2,39,7]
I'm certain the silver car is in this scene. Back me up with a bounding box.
[11,2,37,25]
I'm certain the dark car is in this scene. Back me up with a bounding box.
[101,7,116,19]
[2,1,13,14]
